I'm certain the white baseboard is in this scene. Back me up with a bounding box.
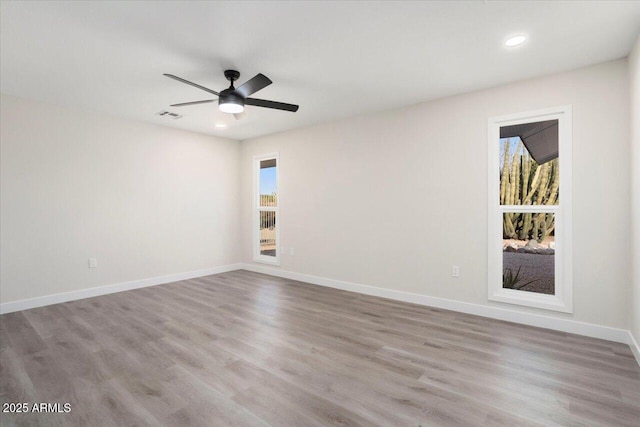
[240,263,632,345]
[2,261,637,366]
[0,263,243,315]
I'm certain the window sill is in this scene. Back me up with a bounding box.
[489,289,572,313]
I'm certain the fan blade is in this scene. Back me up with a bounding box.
[170,100,216,107]
[235,74,272,98]
[245,98,299,112]
[163,74,219,96]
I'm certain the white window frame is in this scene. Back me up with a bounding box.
[253,153,280,265]
[487,105,573,313]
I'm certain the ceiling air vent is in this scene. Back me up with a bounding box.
[156,110,183,120]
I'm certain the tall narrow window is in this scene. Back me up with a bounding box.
[488,106,572,312]
[254,154,279,264]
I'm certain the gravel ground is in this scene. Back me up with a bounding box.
[503,252,555,295]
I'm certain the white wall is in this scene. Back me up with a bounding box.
[240,59,631,329]
[1,58,634,334]
[1,94,240,303]
[630,36,640,344]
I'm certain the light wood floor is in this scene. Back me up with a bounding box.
[1,270,639,426]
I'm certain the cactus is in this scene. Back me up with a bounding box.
[500,139,558,242]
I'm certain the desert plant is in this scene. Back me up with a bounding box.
[503,266,539,290]
[500,139,558,242]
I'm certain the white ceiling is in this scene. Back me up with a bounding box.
[1,1,639,141]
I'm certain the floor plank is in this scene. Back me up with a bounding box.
[1,270,639,426]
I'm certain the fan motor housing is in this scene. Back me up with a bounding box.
[219,89,244,106]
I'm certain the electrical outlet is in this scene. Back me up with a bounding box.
[290,247,295,256]
[452,265,460,278]
[89,258,98,269]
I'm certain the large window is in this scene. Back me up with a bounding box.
[488,106,572,312]
[254,154,279,264]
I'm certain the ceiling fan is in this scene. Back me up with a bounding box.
[164,70,299,119]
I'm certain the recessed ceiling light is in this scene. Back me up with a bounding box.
[215,123,227,128]
[505,35,527,47]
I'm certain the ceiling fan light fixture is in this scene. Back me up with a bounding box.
[219,100,244,114]
[218,92,244,114]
